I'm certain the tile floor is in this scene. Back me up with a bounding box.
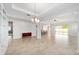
[5,34,78,55]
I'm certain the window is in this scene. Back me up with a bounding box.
[55,24,68,45]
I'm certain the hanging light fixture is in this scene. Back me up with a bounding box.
[31,3,40,23]
[31,3,40,39]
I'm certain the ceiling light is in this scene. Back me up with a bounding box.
[32,18,34,22]
[31,3,40,24]
[32,17,40,23]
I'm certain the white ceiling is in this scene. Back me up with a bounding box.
[13,3,60,16]
[4,3,79,24]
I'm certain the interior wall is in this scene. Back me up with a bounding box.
[0,4,10,54]
[0,16,36,54]
[77,16,79,50]
[68,23,78,49]
[0,16,8,55]
[8,18,36,39]
[68,23,78,37]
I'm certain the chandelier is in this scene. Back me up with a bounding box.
[32,17,40,23]
[31,3,40,23]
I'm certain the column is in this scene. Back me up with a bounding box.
[37,23,41,39]
[51,25,55,40]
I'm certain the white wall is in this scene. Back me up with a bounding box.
[9,18,36,39]
[0,16,36,54]
[0,4,9,54]
[68,23,78,36]
[0,15,8,55]
[0,16,37,54]
[77,16,79,50]
[68,23,77,49]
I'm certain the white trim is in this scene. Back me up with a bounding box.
[12,4,38,16]
[7,14,32,23]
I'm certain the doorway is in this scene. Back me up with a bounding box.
[41,24,52,40]
[8,21,13,40]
